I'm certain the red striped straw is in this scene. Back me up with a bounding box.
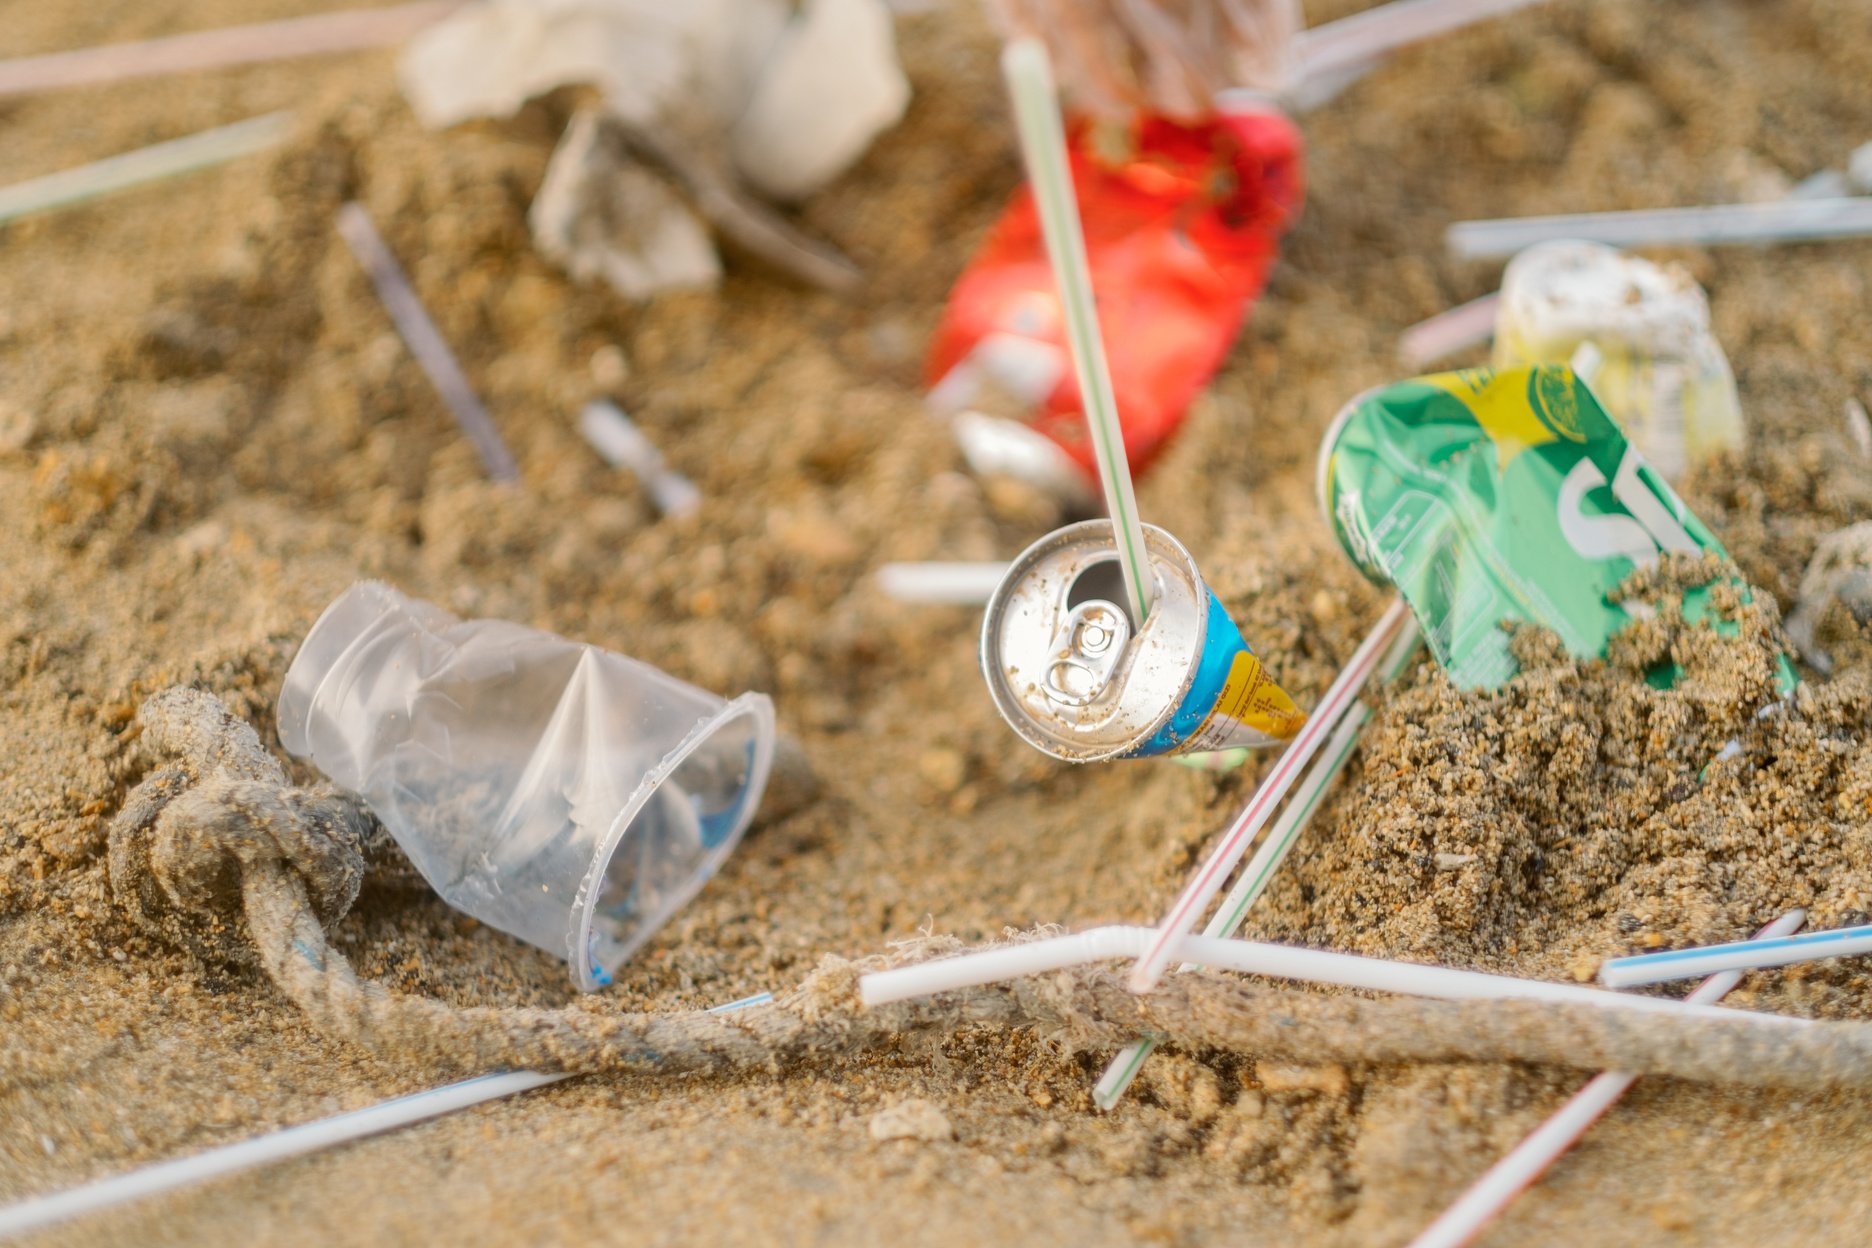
[0,2,460,97]
[1127,596,1414,993]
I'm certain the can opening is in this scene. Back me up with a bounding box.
[1066,558,1139,632]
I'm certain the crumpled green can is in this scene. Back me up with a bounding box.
[1317,364,1793,691]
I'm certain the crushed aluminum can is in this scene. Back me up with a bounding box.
[1319,364,1795,693]
[980,519,1304,762]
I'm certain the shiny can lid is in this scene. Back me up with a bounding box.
[980,520,1208,762]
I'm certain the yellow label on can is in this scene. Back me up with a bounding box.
[1186,650,1307,753]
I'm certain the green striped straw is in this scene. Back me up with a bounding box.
[1001,38,1154,624]
[1093,614,1422,1109]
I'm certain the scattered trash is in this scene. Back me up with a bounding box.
[1295,0,1551,87]
[982,520,1305,762]
[335,202,520,483]
[0,1,458,97]
[275,581,776,989]
[1397,291,1500,371]
[875,561,1011,606]
[1494,240,1742,481]
[1095,614,1421,1108]
[399,0,906,294]
[1785,522,1872,675]
[860,925,1807,1028]
[1126,598,1413,993]
[1601,915,1872,989]
[531,111,721,302]
[578,399,702,517]
[868,1098,955,1143]
[1409,911,1807,1248]
[1320,365,1784,690]
[0,112,292,227]
[926,101,1302,498]
[1448,196,1872,260]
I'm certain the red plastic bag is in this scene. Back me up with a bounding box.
[926,106,1304,489]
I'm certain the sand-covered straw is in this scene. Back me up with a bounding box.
[1448,197,1872,260]
[1094,616,1422,1108]
[336,202,519,485]
[0,2,459,97]
[1002,38,1154,624]
[1128,597,1415,993]
[1409,913,1807,1248]
[1297,0,1551,82]
[0,112,292,226]
[1600,918,1872,989]
[0,993,772,1240]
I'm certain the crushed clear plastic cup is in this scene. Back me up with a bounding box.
[277,582,775,990]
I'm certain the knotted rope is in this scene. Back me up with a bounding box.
[107,687,1872,1090]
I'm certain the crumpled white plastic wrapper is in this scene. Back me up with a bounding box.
[400,0,909,297]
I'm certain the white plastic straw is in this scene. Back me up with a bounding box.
[860,927,1806,1030]
[578,400,700,517]
[336,201,519,484]
[0,112,292,226]
[1408,912,1805,1248]
[1094,617,1422,1108]
[0,2,459,97]
[1001,38,1154,625]
[0,992,771,1240]
[1448,197,1872,260]
[1398,292,1501,370]
[1128,597,1415,993]
[1298,0,1551,83]
[1599,918,1872,989]
[875,561,1011,605]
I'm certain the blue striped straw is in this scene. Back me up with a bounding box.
[1599,917,1865,988]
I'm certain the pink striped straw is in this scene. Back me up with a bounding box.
[0,2,460,97]
[1128,596,1414,993]
[1406,909,1807,1248]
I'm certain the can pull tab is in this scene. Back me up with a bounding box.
[1043,600,1132,706]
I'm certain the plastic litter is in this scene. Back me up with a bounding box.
[1784,522,1872,675]
[276,582,776,991]
[0,2,457,97]
[0,112,292,227]
[578,399,702,517]
[531,111,720,302]
[1297,0,1549,84]
[1601,917,1869,989]
[1127,597,1415,993]
[0,993,772,1240]
[1410,911,1806,1248]
[1396,292,1500,371]
[1448,196,1872,259]
[861,926,1807,1029]
[1094,614,1422,1108]
[875,562,1011,605]
[1493,241,1742,481]
[335,203,520,483]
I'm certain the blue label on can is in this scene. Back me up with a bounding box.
[1125,589,1254,757]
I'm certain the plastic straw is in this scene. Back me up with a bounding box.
[578,400,700,517]
[1599,918,1872,989]
[1298,0,1550,82]
[1448,197,1872,260]
[0,112,292,226]
[336,202,519,484]
[0,2,459,97]
[0,992,770,1240]
[860,927,1806,1029]
[1001,38,1154,625]
[875,561,1011,605]
[1094,617,1422,1108]
[1408,912,1805,1248]
[1398,292,1501,370]
[1127,597,1415,993]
